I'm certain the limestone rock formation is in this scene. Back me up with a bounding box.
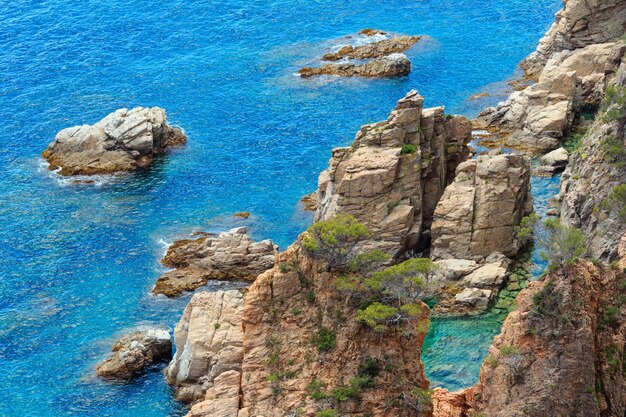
[433,261,626,417]
[521,0,626,77]
[183,245,432,417]
[165,290,244,403]
[153,227,278,297]
[558,62,626,260]
[299,53,411,78]
[315,90,471,257]
[96,327,172,381]
[321,35,421,61]
[477,42,625,152]
[430,154,533,261]
[42,107,186,175]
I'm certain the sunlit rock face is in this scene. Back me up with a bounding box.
[42,107,186,175]
[315,90,471,258]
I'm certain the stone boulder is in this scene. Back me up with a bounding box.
[315,90,471,258]
[96,327,172,381]
[537,147,569,176]
[453,287,493,311]
[299,53,411,78]
[165,290,244,403]
[153,227,278,297]
[42,107,186,175]
[431,154,533,260]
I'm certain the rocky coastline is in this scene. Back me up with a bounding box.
[87,0,626,416]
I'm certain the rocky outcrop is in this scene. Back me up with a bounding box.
[165,290,244,403]
[315,90,471,257]
[521,0,626,78]
[183,245,432,417]
[299,30,422,78]
[96,327,172,381]
[321,35,421,61]
[153,227,278,297]
[433,261,626,417]
[477,42,625,152]
[42,107,185,175]
[431,154,533,261]
[558,62,626,260]
[299,53,411,78]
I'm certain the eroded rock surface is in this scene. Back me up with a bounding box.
[315,90,471,257]
[558,61,626,260]
[431,154,533,261]
[321,35,421,61]
[433,261,626,417]
[299,53,411,78]
[42,107,185,175]
[181,245,432,417]
[165,290,244,403]
[96,327,172,381]
[153,227,278,297]
[521,0,626,77]
[477,42,625,152]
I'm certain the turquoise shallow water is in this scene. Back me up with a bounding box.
[1,1,559,415]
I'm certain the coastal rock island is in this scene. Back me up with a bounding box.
[42,107,186,175]
[153,227,278,297]
[96,327,172,381]
[299,30,422,78]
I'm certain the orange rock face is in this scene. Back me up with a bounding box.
[434,261,626,417]
[185,244,433,417]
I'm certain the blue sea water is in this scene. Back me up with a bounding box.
[0,1,560,415]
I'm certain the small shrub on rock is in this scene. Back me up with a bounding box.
[400,144,417,154]
[312,327,336,352]
[302,214,370,272]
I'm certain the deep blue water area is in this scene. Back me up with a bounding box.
[1,1,559,415]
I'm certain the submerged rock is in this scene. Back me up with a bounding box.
[299,53,411,78]
[315,90,471,257]
[96,327,172,381]
[299,30,422,78]
[42,107,185,175]
[153,227,277,297]
[165,290,244,403]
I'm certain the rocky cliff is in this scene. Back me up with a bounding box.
[431,154,532,261]
[521,0,626,77]
[477,42,624,152]
[558,61,626,260]
[476,0,626,153]
[170,245,432,417]
[165,290,244,403]
[42,107,186,175]
[432,261,626,417]
[315,90,471,258]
